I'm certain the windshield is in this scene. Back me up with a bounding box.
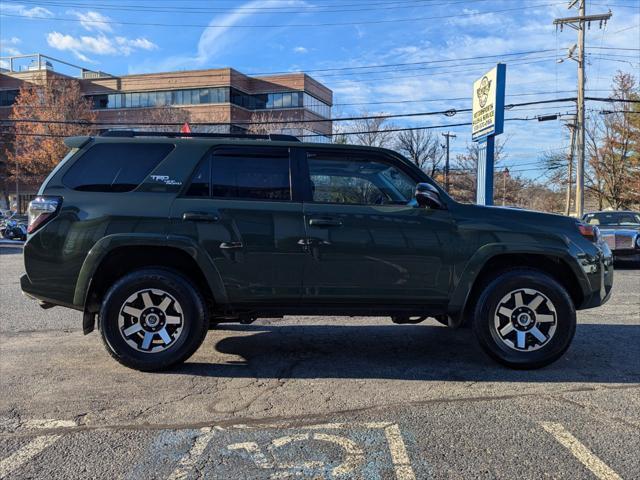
[583,212,640,226]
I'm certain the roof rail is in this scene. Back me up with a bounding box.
[99,130,301,142]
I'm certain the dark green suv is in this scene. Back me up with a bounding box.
[21,132,614,371]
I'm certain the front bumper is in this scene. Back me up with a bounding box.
[577,243,614,310]
[612,250,640,263]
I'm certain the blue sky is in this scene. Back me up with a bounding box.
[1,0,639,179]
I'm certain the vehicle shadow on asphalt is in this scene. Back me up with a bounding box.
[174,323,640,383]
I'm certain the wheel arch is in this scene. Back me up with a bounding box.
[75,234,227,333]
[449,248,587,327]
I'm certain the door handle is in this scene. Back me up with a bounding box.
[220,241,243,250]
[182,212,219,222]
[308,217,343,227]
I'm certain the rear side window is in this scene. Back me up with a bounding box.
[210,147,291,200]
[63,143,173,192]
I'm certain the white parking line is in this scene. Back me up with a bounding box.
[0,435,62,479]
[0,418,77,479]
[541,422,622,480]
[384,423,417,480]
[167,426,221,480]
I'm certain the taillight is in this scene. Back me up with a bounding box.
[577,222,600,243]
[27,196,62,234]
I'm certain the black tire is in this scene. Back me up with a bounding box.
[99,268,208,371]
[472,269,576,369]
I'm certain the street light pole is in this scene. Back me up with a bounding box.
[442,132,456,192]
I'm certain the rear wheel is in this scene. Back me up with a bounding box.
[472,269,576,369]
[99,269,208,371]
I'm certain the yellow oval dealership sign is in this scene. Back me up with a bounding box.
[472,64,506,141]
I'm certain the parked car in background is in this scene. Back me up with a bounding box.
[582,211,640,263]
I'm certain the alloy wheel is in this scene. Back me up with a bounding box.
[118,289,184,353]
[493,288,557,352]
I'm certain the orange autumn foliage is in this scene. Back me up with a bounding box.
[8,73,96,184]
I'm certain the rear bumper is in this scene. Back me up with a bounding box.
[20,274,81,311]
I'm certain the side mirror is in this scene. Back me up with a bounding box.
[415,183,445,209]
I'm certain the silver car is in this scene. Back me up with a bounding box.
[582,211,640,263]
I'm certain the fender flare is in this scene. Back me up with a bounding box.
[447,242,589,323]
[73,233,228,310]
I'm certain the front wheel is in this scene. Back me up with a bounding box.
[472,269,576,369]
[99,268,208,371]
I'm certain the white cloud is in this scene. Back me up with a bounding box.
[68,10,113,33]
[447,8,501,27]
[151,0,308,72]
[0,3,53,18]
[0,37,22,56]
[46,31,157,61]
[293,46,308,54]
[115,36,158,55]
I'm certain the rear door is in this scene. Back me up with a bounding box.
[300,148,454,306]
[170,145,306,305]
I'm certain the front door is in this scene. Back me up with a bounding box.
[170,145,306,305]
[300,149,454,306]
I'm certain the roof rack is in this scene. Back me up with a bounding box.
[99,130,300,142]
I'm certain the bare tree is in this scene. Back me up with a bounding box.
[331,121,349,144]
[344,111,396,148]
[394,129,444,176]
[542,149,574,215]
[245,111,311,138]
[142,106,193,133]
[449,141,506,203]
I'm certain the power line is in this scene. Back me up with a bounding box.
[3,97,635,128]
[0,3,567,28]
[333,89,611,106]
[1,97,581,127]
[0,115,567,140]
[8,0,494,15]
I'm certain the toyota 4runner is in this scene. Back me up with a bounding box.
[21,131,614,371]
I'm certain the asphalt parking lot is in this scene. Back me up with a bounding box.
[1,245,638,479]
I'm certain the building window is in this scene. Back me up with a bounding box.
[0,90,19,107]
[87,87,330,118]
[303,93,331,118]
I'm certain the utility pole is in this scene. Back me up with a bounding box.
[554,0,611,217]
[441,132,456,192]
[502,167,510,206]
[564,117,577,216]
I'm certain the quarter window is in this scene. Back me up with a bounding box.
[63,143,174,192]
[211,148,291,201]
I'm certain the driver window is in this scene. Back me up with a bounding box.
[306,151,416,205]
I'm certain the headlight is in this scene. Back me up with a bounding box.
[636,236,640,249]
[576,222,599,243]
